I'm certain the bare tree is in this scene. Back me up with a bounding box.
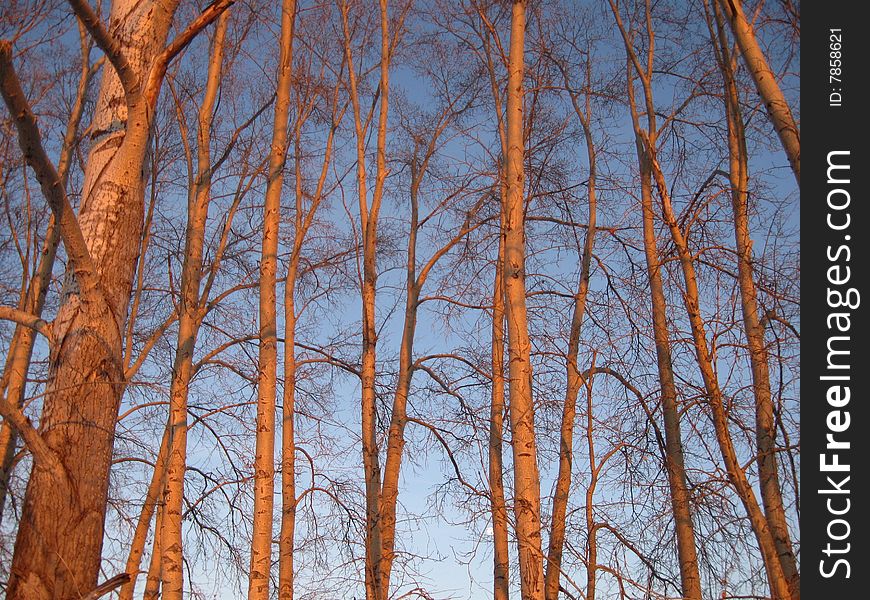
[0,1,229,596]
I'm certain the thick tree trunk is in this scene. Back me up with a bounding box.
[502,3,545,598]
[4,1,180,596]
[717,0,799,183]
[0,22,94,524]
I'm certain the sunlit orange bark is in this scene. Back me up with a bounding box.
[502,3,545,598]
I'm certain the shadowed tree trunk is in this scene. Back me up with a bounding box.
[543,58,598,600]
[707,2,800,596]
[610,2,703,598]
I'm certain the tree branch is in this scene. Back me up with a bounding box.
[0,306,52,339]
[0,40,102,303]
[67,0,140,100]
[144,0,235,107]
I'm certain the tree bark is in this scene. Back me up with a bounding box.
[0,20,94,525]
[717,0,800,183]
[709,3,800,596]
[611,3,704,595]
[544,65,598,600]
[161,13,229,599]
[249,1,297,598]
[640,130,792,600]
[489,231,511,600]
[503,3,545,598]
[341,1,393,596]
[479,24,510,599]
[3,0,184,595]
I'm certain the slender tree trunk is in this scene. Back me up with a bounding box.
[709,4,800,596]
[633,137,703,600]
[249,2,296,598]
[341,1,392,596]
[280,260,298,600]
[503,3,545,598]
[378,203,419,600]
[161,14,229,599]
[641,130,792,600]
[0,218,59,525]
[583,377,598,600]
[119,427,169,600]
[479,27,511,599]
[611,5,705,594]
[717,0,800,183]
[489,230,510,600]
[4,0,182,596]
[143,501,165,600]
[544,77,597,600]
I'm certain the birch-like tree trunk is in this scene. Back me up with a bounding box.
[717,0,799,183]
[341,1,392,596]
[1,0,188,595]
[0,19,94,521]
[278,60,342,599]
[161,13,229,599]
[543,62,598,600]
[489,231,511,600]
[708,3,800,596]
[479,24,510,598]
[250,1,297,598]
[502,3,545,598]
[610,3,703,597]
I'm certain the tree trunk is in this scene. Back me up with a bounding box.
[717,0,800,183]
[0,20,94,525]
[710,4,800,596]
[480,26,510,600]
[249,2,296,598]
[277,78,334,598]
[378,200,419,600]
[489,232,511,600]
[614,10,704,591]
[5,1,181,596]
[641,130,792,600]
[119,427,168,600]
[635,141,703,600]
[544,77,597,600]
[161,13,229,599]
[341,1,392,596]
[503,3,545,598]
